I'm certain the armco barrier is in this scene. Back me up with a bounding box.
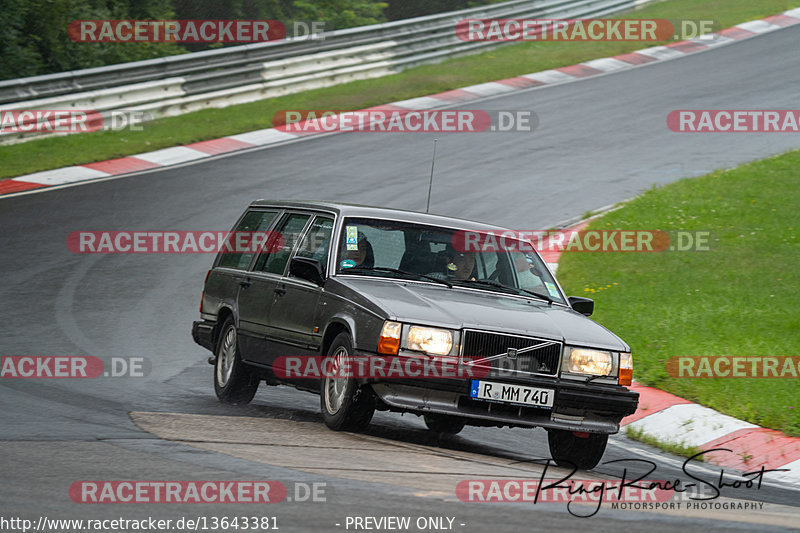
[0,0,658,144]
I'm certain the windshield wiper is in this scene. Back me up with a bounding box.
[345,266,452,288]
[456,279,556,304]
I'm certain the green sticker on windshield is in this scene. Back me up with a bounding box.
[545,282,560,299]
[340,259,356,269]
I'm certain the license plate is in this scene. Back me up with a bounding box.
[470,380,553,408]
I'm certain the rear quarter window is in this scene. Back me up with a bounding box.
[216,210,278,270]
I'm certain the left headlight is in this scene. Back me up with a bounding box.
[567,347,613,376]
[406,326,453,356]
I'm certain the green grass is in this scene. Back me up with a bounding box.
[2,0,798,179]
[556,150,800,436]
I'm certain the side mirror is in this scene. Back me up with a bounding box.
[568,296,594,317]
[289,257,325,286]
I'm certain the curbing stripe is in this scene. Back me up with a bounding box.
[19,166,110,185]
[613,51,658,64]
[459,81,518,97]
[521,69,577,84]
[132,146,211,166]
[83,156,161,175]
[736,20,781,33]
[690,34,734,48]
[665,40,709,54]
[625,403,759,448]
[556,64,604,78]
[620,382,693,425]
[580,57,633,72]
[763,14,800,27]
[784,7,800,18]
[635,45,686,60]
[700,428,800,472]
[495,76,546,89]
[717,27,756,40]
[391,96,449,109]
[0,180,46,194]
[771,458,800,485]
[186,137,256,155]
[429,88,483,102]
[228,128,298,146]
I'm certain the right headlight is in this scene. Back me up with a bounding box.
[406,326,453,356]
[567,347,613,376]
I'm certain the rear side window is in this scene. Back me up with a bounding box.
[217,210,278,270]
[253,213,312,275]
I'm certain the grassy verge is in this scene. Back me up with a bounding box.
[556,150,800,436]
[2,0,798,179]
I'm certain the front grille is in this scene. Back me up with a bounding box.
[461,330,561,376]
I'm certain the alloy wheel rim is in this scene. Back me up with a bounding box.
[217,326,236,387]
[325,346,349,414]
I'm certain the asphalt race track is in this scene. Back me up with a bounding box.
[2,24,800,533]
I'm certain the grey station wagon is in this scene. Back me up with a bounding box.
[192,201,639,469]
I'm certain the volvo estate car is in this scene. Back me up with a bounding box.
[192,201,639,469]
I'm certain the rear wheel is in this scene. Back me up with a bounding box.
[547,429,608,470]
[320,332,375,432]
[214,317,259,404]
[423,414,466,435]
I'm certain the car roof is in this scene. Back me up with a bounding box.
[249,200,508,231]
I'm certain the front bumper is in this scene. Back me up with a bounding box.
[370,378,639,434]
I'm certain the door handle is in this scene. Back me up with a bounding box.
[238,279,251,288]
[274,286,287,296]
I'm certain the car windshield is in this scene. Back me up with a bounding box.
[334,217,566,304]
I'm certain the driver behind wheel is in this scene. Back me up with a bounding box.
[430,244,476,281]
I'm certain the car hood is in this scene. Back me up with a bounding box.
[333,277,628,351]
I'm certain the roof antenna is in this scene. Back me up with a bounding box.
[426,139,438,213]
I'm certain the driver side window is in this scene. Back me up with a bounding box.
[293,216,334,274]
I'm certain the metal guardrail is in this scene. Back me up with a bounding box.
[0,0,656,144]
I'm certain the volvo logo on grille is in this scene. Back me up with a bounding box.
[506,348,518,360]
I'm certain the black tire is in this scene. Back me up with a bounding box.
[424,414,466,435]
[213,316,259,404]
[320,332,375,432]
[547,429,608,470]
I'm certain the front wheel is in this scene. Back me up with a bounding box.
[320,332,375,432]
[214,317,259,404]
[547,429,608,470]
